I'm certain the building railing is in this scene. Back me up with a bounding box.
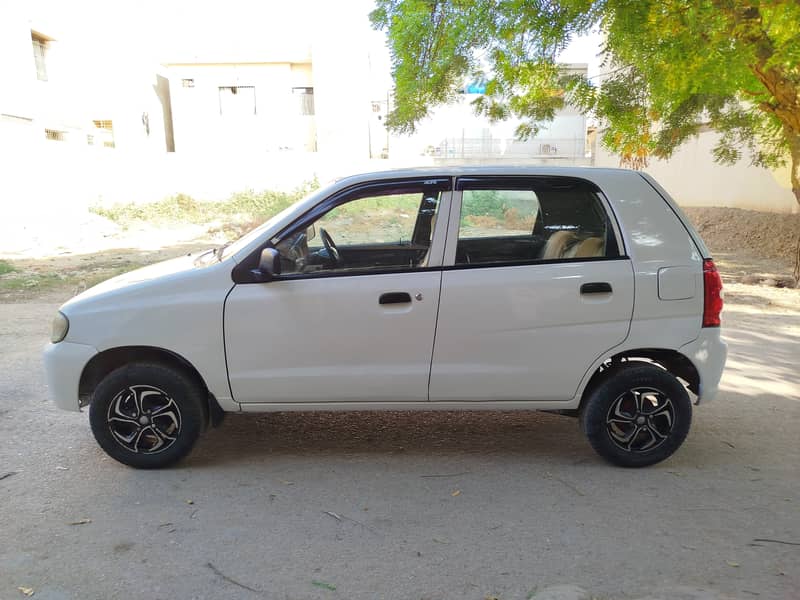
[425,136,588,160]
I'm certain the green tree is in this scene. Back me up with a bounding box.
[371,0,800,276]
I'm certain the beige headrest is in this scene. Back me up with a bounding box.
[541,230,578,259]
[572,237,604,258]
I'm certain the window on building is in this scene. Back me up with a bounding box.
[292,87,315,116]
[93,120,115,148]
[45,129,65,141]
[31,32,49,81]
[219,86,256,116]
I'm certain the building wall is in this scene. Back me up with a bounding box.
[165,62,315,153]
[0,5,38,123]
[594,131,798,214]
[154,74,175,152]
[0,3,172,154]
[0,5,72,147]
[311,23,373,159]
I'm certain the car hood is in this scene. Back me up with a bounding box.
[62,252,216,310]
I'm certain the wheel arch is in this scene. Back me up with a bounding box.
[578,348,700,411]
[78,345,225,427]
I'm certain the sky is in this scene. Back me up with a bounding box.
[27,0,603,81]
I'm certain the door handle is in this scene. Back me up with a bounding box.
[581,282,613,294]
[379,292,412,305]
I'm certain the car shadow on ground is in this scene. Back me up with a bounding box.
[178,407,752,470]
[186,410,600,467]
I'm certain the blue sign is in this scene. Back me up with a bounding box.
[464,80,487,94]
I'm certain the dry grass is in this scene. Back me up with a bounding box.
[91,181,318,231]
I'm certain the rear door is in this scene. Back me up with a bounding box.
[429,176,634,402]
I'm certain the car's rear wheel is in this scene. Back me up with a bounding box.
[581,363,692,467]
[89,363,205,469]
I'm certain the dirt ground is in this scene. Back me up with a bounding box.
[684,207,800,266]
[1,205,798,304]
[0,207,799,599]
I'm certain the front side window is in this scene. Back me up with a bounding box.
[455,178,617,266]
[273,182,445,276]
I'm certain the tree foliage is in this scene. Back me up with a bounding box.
[371,0,800,207]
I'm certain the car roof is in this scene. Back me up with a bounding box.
[332,165,637,187]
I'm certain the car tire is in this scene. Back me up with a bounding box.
[581,362,692,468]
[89,363,205,469]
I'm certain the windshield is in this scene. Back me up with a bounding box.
[219,194,312,261]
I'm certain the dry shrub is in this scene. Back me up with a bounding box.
[466,215,502,228]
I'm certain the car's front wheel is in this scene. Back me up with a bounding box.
[89,363,205,468]
[581,363,692,467]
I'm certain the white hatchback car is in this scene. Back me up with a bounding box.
[44,167,726,469]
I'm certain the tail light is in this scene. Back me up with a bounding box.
[702,259,723,327]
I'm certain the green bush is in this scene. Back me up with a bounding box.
[0,260,16,276]
[462,190,507,220]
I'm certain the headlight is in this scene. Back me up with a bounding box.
[51,311,69,343]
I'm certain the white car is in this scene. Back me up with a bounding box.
[44,167,726,469]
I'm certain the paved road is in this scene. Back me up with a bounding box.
[1,302,798,600]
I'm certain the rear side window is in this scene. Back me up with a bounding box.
[455,177,619,266]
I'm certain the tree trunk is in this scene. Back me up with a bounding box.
[789,130,800,285]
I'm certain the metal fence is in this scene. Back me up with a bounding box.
[426,136,588,161]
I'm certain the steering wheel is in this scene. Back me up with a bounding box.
[318,227,341,268]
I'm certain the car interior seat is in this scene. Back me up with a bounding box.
[571,236,604,258]
[541,230,578,259]
[417,212,437,268]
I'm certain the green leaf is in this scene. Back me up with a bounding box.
[373,0,800,187]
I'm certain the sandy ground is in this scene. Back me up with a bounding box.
[0,285,798,600]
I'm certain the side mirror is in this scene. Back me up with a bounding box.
[253,247,281,281]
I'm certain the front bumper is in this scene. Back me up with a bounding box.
[680,327,728,404]
[43,341,98,412]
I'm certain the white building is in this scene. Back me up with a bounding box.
[387,65,590,165]
[0,3,173,154]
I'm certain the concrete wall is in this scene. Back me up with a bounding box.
[0,141,435,220]
[310,4,374,160]
[0,5,84,142]
[165,62,315,153]
[154,75,175,152]
[0,3,172,154]
[0,5,38,122]
[594,130,798,214]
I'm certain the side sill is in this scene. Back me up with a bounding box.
[237,400,581,413]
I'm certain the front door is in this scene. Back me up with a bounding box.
[224,178,451,404]
[430,176,634,402]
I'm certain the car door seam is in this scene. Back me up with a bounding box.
[426,177,455,401]
[221,282,242,409]
[573,257,637,400]
[426,270,445,401]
